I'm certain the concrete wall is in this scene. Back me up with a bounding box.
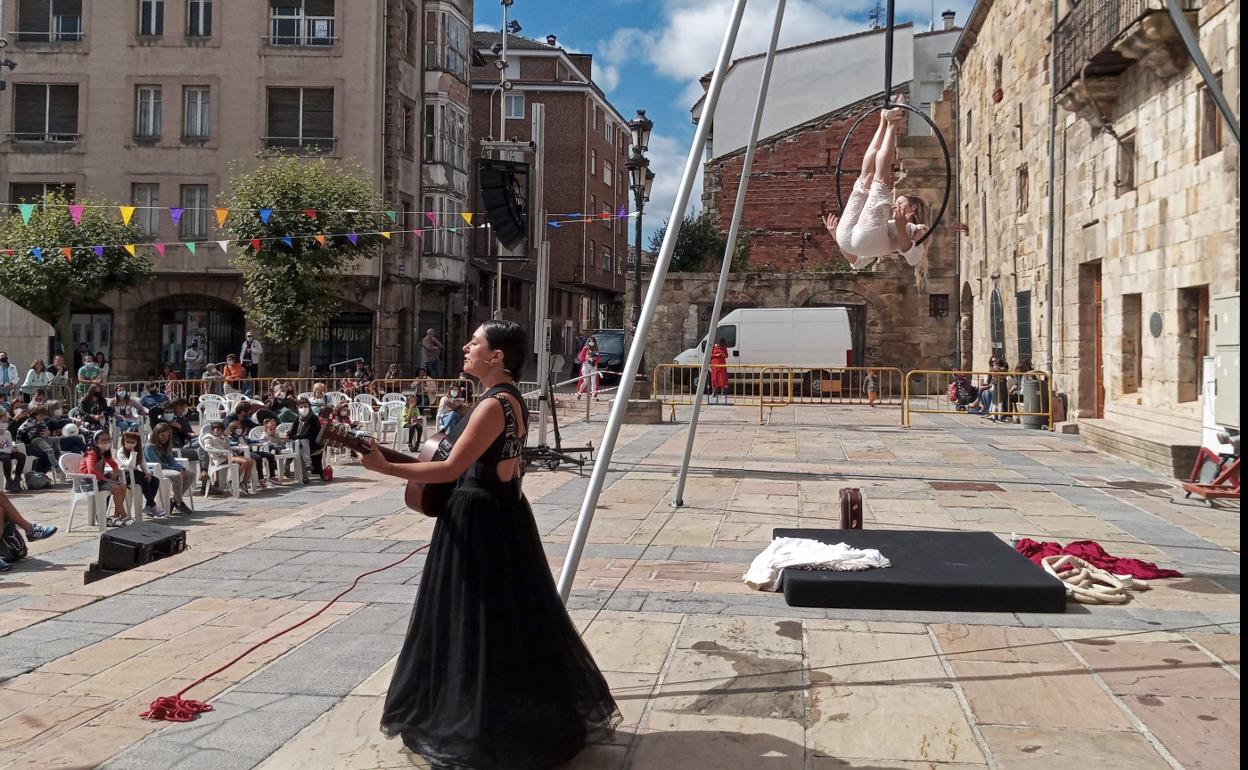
[0,297,54,369]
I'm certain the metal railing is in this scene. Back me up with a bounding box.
[262,136,336,152]
[902,370,1055,430]
[267,16,336,46]
[1053,0,1196,92]
[6,132,81,144]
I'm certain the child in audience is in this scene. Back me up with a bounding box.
[78,430,132,527]
[145,423,193,514]
[402,393,423,450]
[0,410,26,493]
[117,431,165,519]
[200,421,256,494]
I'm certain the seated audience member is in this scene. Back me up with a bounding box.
[78,430,132,527]
[161,364,182,398]
[117,431,165,519]
[0,411,27,493]
[144,423,194,514]
[402,394,423,451]
[18,405,59,475]
[200,421,256,495]
[0,352,21,402]
[110,386,145,433]
[222,355,246,394]
[310,382,329,410]
[228,419,277,488]
[410,368,437,409]
[140,381,170,424]
[435,384,468,433]
[287,398,324,482]
[77,386,112,431]
[47,355,71,401]
[92,352,111,384]
[0,489,57,573]
[21,359,53,397]
[201,363,224,395]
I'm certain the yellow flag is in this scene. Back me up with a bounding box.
[380,231,391,240]
[315,234,327,246]
[124,244,136,256]
[215,208,229,228]
[119,206,136,225]
[461,212,474,225]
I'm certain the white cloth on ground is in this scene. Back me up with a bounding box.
[744,537,890,592]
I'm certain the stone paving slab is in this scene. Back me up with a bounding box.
[0,405,1238,768]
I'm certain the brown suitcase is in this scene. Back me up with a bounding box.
[839,488,863,529]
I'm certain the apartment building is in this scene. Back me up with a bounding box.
[469,32,632,366]
[0,0,474,378]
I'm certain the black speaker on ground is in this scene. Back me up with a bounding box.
[98,521,186,571]
[478,159,529,250]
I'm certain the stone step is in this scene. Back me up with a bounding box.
[1103,399,1203,435]
[1079,418,1200,478]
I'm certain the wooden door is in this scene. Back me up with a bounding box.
[1093,266,1105,418]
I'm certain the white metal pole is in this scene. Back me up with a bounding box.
[673,0,786,508]
[532,104,551,447]
[556,0,752,602]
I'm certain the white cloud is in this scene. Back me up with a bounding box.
[640,130,704,237]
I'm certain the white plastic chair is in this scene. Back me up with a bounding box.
[354,393,382,409]
[60,452,112,533]
[381,392,406,404]
[379,401,404,448]
[198,401,228,426]
[223,391,246,406]
[198,424,241,499]
[325,391,348,407]
[297,391,314,402]
[348,402,376,435]
[249,425,302,482]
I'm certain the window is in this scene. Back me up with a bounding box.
[439,103,468,170]
[715,325,737,347]
[928,294,949,318]
[269,0,335,46]
[603,160,613,186]
[965,109,972,144]
[132,183,161,238]
[180,185,210,239]
[1198,73,1223,159]
[592,108,598,130]
[508,280,522,311]
[11,182,76,203]
[1015,291,1032,366]
[590,150,597,176]
[139,0,164,36]
[423,104,436,159]
[187,0,212,37]
[297,311,373,371]
[11,84,79,142]
[1177,285,1209,402]
[1115,134,1135,194]
[989,289,1006,359]
[504,93,525,120]
[602,203,612,227]
[590,194,596,220]
[606,122,614,144]
[402,104,415,158]
[17,0,83,43]
[265,87,334,150]
[398,195,414,249]
[424,10,468,81]
[589,240,596,269]
[602,246,612,272]
[136,85,162,139]
[1016,164,1029,213]
[421,194,466,257]
[1122,293,1142,394]
[403,5,418,57]
[183,86,210,139]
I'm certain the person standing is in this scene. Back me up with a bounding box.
[360,321,618,767]
[420,329,443,378]
[0,354,20,402]
[240,331,263,395]
[184,338,206,380]
[709,341,730,404]
[575,337,601,400]
[47,355,71,402]
[73,342,92,372]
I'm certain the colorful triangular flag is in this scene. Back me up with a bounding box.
[425,212,437,226]
[124,244,136,256]
[94,246,104,258]
[380,231,391,240]
[69,205,85,225]
[282,237,294,248]
[315,234,327,247]
[217,240,230,253]
[618,206,627,217]
[413,229,423,238]
[185,242,197,256]
[170,208,184,226]
[385,210,397,223]
[61,247,73,261]
[215,208,229,228]
[31,247,43,261]
[18,204,35,225]
[460,212,473,225]
[548,221,562,228]
[154,243,166,256]
[346,233,358,246]
[258,208,273,224]
[119,206,136,225]
[250,238,261,252]
[303,209,317,220]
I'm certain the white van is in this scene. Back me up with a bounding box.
[674,307,855,392]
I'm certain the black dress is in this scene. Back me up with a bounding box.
[382,383,618,769]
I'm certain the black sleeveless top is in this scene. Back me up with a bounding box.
[443,382,528,490]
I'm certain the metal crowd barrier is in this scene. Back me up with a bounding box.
[902,369,1055,430]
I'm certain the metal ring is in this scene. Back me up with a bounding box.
[833,102,951,248]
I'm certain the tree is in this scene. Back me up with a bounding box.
[222,156,391,375]
[0,192,152,353]
[648,211,750,273]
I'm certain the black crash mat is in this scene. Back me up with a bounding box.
[772,529,1067,613]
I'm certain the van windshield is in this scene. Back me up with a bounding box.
[593,334,624,357]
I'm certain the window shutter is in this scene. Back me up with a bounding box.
[305,0,334,16]
[267,88,301,139]
[48,85,79,135]
[302,88,334,138]
[19,0,52,41]
[14,86,48,135]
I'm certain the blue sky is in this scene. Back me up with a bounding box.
[473,0,974,241]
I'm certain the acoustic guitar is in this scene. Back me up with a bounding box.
[317,422,454,517]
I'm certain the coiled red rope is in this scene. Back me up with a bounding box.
[141,544,430,722]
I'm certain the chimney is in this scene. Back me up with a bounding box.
[941,10,956,30]
[546,34,557,47]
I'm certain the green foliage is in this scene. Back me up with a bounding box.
[0,192,152,330]
[223,156,390,359]
[648,211,750,273]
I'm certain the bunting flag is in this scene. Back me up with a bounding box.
[448,228,458,234]
[94,246,105,258]
[302,209,317,220]
[124,244,136,256]
[282,237,294,248]
[217,240,230,253]
[315,234,327,247]
[425,213,437,226]
[250,238,261,252]
[31,247,43,261]
[259,209,273,224]
[346,233,359,246]
[216,208,230,228]
[380,231,391,240]
[119,206,136,226]
[154,243,166,256]
[69,205,85,225]
[18,204,35,225]
[548,221,561,228]
[185,242,197,256]
[568,212,582,219]
[413,229,423,238]
[385,210,397,223]
[618,206,627,217]
[62,247,73,261]
[170,208,184,227]
[460,212,473,225]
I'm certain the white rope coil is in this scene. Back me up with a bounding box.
[1041,554,1151,605]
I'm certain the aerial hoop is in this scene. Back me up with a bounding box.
[833,102,951,248]
[832,0,951,247]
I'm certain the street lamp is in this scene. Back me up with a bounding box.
[625,109,654,394]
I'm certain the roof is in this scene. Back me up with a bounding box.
[472,31,558,52]
[952,0,995,62]
[698,23,916,85]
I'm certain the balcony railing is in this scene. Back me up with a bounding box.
[1054,0,1199,93]
[6,131,81,144]
[263,136,336,152]
[267,16,335,47]
[12,16,84,44]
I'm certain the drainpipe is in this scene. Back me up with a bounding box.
[375,1,390,369]
[949,55,963,367]
[1044,0,1058,375]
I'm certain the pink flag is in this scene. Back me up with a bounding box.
[154,243,166,257]
[69,205,86,225]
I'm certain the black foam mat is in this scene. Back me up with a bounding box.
[771,529,1067,613]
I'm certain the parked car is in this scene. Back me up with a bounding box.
[589,329,626,387]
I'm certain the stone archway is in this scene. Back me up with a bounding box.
[122,293,246,380]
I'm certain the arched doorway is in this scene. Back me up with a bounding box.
[134,294,245,378]
[989,288,1006,361]
[295,302,375,375]
[959,283,974,369]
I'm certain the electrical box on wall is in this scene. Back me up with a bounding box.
[1212,294,1239,431]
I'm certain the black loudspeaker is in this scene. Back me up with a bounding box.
[478,159,529,250]
[99,521,186,571]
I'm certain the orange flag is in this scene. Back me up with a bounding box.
[61,247,73,261]
[215,208,229,228]
[315,234,327,247]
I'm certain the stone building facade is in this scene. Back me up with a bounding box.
[955,0,1240,471]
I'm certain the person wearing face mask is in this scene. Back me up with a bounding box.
[0,410,27,493]
[183,338,206,380]
[77,387,112,431]
[0,353,20,402]
[139,381,169,425]
[435,384,467,433]
[287,398,323,483]
[78,430,132,527]
[47,355,71,401]
[110,387,144,433]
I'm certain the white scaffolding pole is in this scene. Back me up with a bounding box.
[673,0,787,508]
[556,0,752,602]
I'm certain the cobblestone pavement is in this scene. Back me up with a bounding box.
[0,406,1239,769]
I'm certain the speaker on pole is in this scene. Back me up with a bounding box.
[478,159,530,250]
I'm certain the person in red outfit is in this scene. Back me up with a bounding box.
[709,342,730,404]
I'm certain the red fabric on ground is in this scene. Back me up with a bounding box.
[1014,538,1184,579]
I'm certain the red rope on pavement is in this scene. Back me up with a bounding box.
[141,544,431,722]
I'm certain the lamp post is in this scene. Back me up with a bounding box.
[625,109,654,392]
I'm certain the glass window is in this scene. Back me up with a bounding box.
[423,103,436,159]
[180,184,210,239]
[139,0,164,36]
[10,182,76,202]
[602,246,612,272]
[12,83,79,142]
[504,93,525,120]
[183,86,210,138]
[1015,291,1033,365]
[402,103,415,157]
[990,289,1006,359]
[132,183,161,238]
[590,150,597,176]
[18,0,83,43]
[136,85,162,138]
[603,160,612,187]
[265,87,334,150]
[269,0,335,46]
[187,0,212,36]
[715,325,737,347]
